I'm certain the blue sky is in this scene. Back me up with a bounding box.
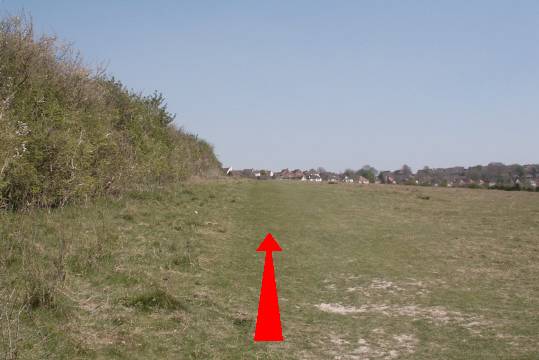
[2,1,538,171]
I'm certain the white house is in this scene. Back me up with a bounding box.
[307,173,322,182]
[328,177,339,184]
[356,176,370,185]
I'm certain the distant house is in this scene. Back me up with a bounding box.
[252,169,274,180]
[321,172,339,182]
[392,170,412,184]
[379,171,396,184]
[343,176,354,183]
[275,168,290,180]
[307,173,322,182]
[328,177,339,184]
[356,176,370,185]
[280,169,305,181]
[294,169,306,181]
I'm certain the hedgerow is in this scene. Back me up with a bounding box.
[0,15,220,209]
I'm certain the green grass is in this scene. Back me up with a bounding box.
[1,180,538,358]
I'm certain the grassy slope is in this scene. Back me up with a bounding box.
[1,181,538,359]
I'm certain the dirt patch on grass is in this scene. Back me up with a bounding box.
[343,277,433,297]
[328,331,418,359]
[316,302,487,330]
[318,276,491,334]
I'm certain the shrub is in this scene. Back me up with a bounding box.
[0,15,220,210]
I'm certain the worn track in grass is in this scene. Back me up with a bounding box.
[1,180,538,358]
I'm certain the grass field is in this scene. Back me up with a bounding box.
[1,180,538,359]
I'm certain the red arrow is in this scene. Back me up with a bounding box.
[254,233,284,342]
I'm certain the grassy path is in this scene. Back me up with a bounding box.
[222,181,539,358]
[1,180,538,359]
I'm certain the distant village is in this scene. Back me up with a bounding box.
[222,163,539,191]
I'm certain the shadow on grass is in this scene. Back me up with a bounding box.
[119,287,187,312]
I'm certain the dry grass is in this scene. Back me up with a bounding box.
[0,181,538,358]
[0,290,26,360]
